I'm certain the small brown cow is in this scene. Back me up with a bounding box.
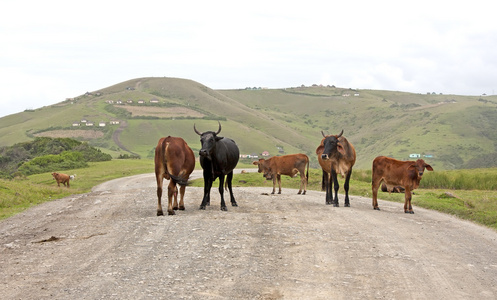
[252,153,309,195]
[372,156,433,214]
[52,172,70,188]
[155,136,195,216]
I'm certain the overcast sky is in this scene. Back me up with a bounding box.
[1,0,496,118]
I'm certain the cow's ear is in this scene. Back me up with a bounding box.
[425,164,434,171]
[215,136,224,141]
[252,161,259,165]
[337,142,346,155]
[315,145,324,155]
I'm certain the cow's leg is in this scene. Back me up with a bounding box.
[371,180,380,210]
[156,174,164,216]
[323,171,332,205]
[66,180,70,188]
[218,175,228,211]
[343,169,352,207]
[178,184,186,210]
[227,171,237,207]
[277,174,282,194]
[299,171,306,195]
[331,170,340,207]
[200,176,212,210]
[405,188,414,214]
[167,180,177,215]
[271,176,276,194]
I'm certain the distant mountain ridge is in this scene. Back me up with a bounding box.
[1,77,497,170]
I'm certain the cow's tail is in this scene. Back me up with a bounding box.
[306,156,310,182]
[169,174,190,186]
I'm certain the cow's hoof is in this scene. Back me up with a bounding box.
[298,191,302,195]
[374,207,381,211]
[333,203,339,207]
[271,192,275,195]
[199,205,206,210]
[173,206,178,210]
[157,210,164,216]
[345,203,350,207]
[221,206,228,211]
[231,202,238,207]
[278,191,281,194]
[405,211,414,214]
[326,201,332,205]
[179,206,185,211]
[302,191,306,195]
[168,210,175,215]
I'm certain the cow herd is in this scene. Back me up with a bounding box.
[151,121,434,216]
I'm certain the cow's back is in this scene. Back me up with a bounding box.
[216,138,239,173]
[155,136,195,178]
[164,136,194,162]
[274,154,308,175]
[372,156,414,187]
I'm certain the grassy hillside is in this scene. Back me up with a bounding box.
[1,77,497,170]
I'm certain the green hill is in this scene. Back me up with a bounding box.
[1,77,496,170]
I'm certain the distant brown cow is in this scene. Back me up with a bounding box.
[372,156,433,214]
[316,130,356,206]
[154,136,195,216]
[252,153,309,195]
[52,172,70,188]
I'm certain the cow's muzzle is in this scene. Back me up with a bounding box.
[321,154,329,160]
[199,150,208,157]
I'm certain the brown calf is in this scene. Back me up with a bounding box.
[154,136,195,216]
[372,156,433,213]
[253,153,309,195]
[52,172,70,188]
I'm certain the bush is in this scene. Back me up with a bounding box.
[18,151,88,175]
[1,138,108,177]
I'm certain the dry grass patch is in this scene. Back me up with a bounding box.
[34,130,104,139]
[123,106,204,118]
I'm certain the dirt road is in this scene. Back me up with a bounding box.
[1,171,497,299]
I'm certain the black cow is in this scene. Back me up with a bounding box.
[194,122,240,211]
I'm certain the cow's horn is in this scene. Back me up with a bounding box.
[193,124,202,135]
[215,121,221,135]
[321,131,327,137]
[337,130,344,138]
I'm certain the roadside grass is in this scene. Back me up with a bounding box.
[0,160,255,220]
[0,159,153,220]
[202,167,497,231]
[1,161,497,231]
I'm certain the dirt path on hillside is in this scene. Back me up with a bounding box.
[1,171,497,299]
[112,120,140,157]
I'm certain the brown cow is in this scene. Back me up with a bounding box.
[316,130,356,206]
[154,136,195,216]
[372,156,433,214]
[252,153,309,195]
[52,172,70,188]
